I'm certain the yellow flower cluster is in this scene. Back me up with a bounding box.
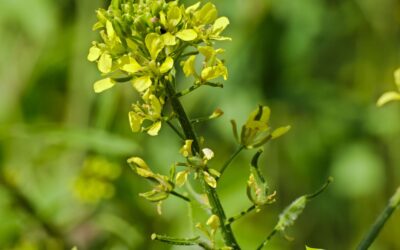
[88,0,230,136]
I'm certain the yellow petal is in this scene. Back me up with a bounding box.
[128,111,143,132]
[160,57,174,74]
[247,105,271,123]
[106,21,115,39]
[201,64,228,81]
[132,76,152,92]
[162,32,177,46]
[377,91,400,107]
[93,78,115,93]
[176,29,198,41]
[203,171,217,188]
[194,3,217,25]
[175,171,189,187]
[212,16,230,34]
[98,53,112,73]
[271,126,291,139]
[182,55,196,77]
[167,6,182,28]
[147,121,162,136]
[149,95,163,115]
[145,33,164,60]
[121,57,142,73]
[87,46,101,62]
[186,2,201,13]
[127,157,150,170]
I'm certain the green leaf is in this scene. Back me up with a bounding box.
[145,33,164,60]
[132,76,152,92]
[87,46,101,62]
[176,29,198,41]
[98,52,113,73]
[93,78,115,93]
[377,91,400,107]
[160,57,174,74]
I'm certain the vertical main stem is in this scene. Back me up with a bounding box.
[165,81,240,249]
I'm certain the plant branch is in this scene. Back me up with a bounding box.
[256,229,277,250]
[225,204,256,225]
[166,120,185,140]
[170,190,191,202]
[357,187,400,250]
[0,175,64,240]
[165,80,241,249]
[218,145,245,180]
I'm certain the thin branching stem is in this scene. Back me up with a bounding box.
[0,176,64,240]
[225,204,256,225]
[357,187,400,250]
[218,145,245,180]
[256,229,277,250]
[170,190,191,202]
[166,120,185,140]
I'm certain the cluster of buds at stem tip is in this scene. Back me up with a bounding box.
[231,105,291,149]
[88,0,231,136]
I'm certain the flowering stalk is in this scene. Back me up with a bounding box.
[165,79,240,248]
[88,1,327,249]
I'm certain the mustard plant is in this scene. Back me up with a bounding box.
[88,0,331,249]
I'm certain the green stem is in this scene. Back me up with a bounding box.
[357,187,400,250]
[166,120,185,140]
[218,145,245,180]
[225,205,256,225]
[165,80,241,249]
[0,176,63,240]
[170,190,191,202]
[256,229,277,250]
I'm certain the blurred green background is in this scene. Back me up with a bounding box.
[1,0,400,249]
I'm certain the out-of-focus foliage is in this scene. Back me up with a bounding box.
[1,0,400,249]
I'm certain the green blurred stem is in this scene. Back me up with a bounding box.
[166,120,185,140]
[0,176,63,240]
[357,187,400,250]
[170,190,191,202]
[165,80,241,249]
[218,145,245,180]
[225,204,256,225]
[256,229,277,250]
[151,234,212,249]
